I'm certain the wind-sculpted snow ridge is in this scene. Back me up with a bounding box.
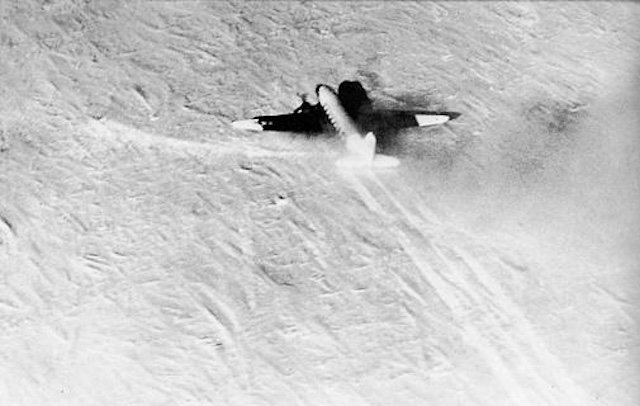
[0,1,639,406]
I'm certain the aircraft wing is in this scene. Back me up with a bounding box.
[232,81,459,137]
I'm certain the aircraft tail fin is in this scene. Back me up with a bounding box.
[340,131,399,168]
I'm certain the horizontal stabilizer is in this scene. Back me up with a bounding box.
[373,154,401,168]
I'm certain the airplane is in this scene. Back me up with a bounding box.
[232,81,460,167]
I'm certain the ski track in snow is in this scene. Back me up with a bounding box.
[343,171,592,405]
[0,1,639,405]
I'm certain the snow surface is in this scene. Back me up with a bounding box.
[1,1,639,405]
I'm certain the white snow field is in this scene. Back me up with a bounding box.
[1,1,639,405]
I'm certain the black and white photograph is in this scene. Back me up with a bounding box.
[0,1,638,405]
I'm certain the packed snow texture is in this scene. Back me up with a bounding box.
[1,1,639,405]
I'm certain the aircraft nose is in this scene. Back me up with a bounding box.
[316,84,330,95]
[448,112,461,120]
